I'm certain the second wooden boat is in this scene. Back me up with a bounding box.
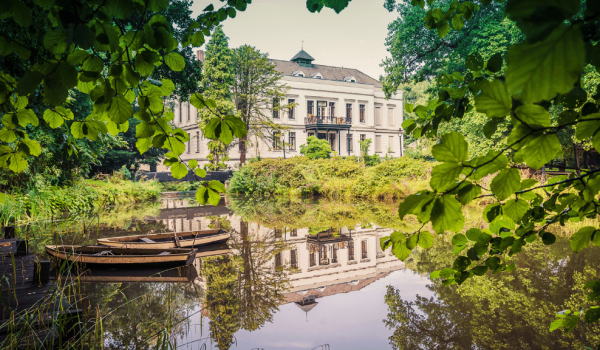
[45,245,197,266]
[97,229,230,249]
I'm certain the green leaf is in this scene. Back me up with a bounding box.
[392,237,411,261]
[171,162,188,179]
[457,182,482,205]
[189,159,198,169]
[165,53,185,71]
[380,236,392,251]
[471,266,488,276]
[195,168,207,178]
[485,256,500,269]
[418,231,434,249]
[43,78,68,105]
[515,104,551,127]
[398,191,435,223]
[82,56,104,72]
[430,162,463,191]
[571,227,596,252]
[208,180,226,193]
[521,133,562,169]
[16,71,44,96]
[506,24,585,103]
[437,20,450,38]
[486,53,503,73]
[108,96,133,124]
[452,233,468,246]
[585,308,600,324]
[43,109,65,128]
[136,137,152,154]
[431,132,468,163]
[453,256,471,271]
[0,129,17,143]
[405,103,414,113]
[474,79,512,118]
[43,30,68,54]
[490,168,520,201]
[503,199,529,221]
[431,195,465,234]
[542,232,556,245]
[451,14,464,30]
[21,138,41,156]
[467,151,509,181]
[406,234,418,249]
[7,154,27,173]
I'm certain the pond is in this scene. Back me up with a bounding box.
[27,196,600,349]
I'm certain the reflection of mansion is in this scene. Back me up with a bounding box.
[273,226,404,302]
[158,49,404,170]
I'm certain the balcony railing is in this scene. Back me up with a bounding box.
[305,114,352,125]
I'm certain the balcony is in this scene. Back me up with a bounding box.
[305,114,352,129]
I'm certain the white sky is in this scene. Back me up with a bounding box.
[189,0,398,80]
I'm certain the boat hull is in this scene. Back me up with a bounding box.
[96,230,229,249]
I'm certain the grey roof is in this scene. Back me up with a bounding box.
[271,59,382,87]
[291,49,315,62]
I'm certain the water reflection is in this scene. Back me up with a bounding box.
[39,196,600,349]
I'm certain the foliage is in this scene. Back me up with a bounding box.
[198,25,235,170]
[231,45,290,165]
[299,136,332,159]
[228,156,433,199]
[0,0,248,207]
[375,0,600,338]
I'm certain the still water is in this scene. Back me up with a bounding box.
[35,196,600,349]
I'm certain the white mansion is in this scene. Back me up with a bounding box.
[161,49,403,169]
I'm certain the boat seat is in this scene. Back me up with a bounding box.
[93,251,114,256]
[159,252,171,255]
[140,237,156,243]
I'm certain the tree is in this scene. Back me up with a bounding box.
[372,0,600,339]
[231,45,290,165]
[0,0,247,206]
[199,25,235,171]
[300,136,331,159]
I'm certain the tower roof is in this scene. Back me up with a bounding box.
[291,50,315,62]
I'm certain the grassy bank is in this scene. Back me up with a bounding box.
[1,178,162,224]
[228,156,433,200]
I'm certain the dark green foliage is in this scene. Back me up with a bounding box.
[299,136,332,159]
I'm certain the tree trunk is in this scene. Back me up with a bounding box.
[240,134,247,166]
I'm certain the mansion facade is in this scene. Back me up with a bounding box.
[160,49,403,170]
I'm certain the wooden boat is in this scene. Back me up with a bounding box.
[96,229,230,249]
[45,245,197,266]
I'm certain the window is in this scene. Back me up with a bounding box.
[389,136,394,152]
[289,132,296,150]
[196,131,200,152]
[361,240,368,259]
[272,132,281,150]
[308,132,315,138]
[360,134,366,142]
[288,99,295,119]
[329,102,335,117]
[346,103,353,122]
[375,135,382,153]
[329,133,336,151]
[310,251,316,267]
[274,228,283,238]
[290,229,298,237]
[360,104,366,123]
[319,245,328,265]
[273,98,279,119]
[388,108,394,126]
[275,252,282,267]
[307,101,314,116]
[332,245,338,264]
[187,102,190,121]
[375,107,382,126]
[179,102,182,123]
[187,133,191,153]
[347,133,353,152]
[291,249,298,269]
[317,101,327,118]
[348,241,355,261]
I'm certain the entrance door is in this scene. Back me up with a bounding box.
[329,133,336,151]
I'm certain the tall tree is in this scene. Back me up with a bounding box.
[231,45,289,165]
[199,25,235,170]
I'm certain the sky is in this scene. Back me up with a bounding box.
[189,0,399,80]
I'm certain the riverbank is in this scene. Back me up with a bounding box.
[228,157,433,200]
[1,178,162,224]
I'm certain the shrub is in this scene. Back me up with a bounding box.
[299,136,332,159]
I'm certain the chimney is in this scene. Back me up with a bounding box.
[196,50,205,63]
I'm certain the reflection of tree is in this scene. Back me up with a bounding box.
[81,281,201,349]
[201,256,240,350]
[384,237,600,350]
[231,220,289,332]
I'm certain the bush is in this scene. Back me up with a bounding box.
[229,156,433,199]
[299,136,332,159]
